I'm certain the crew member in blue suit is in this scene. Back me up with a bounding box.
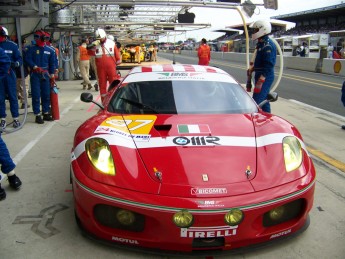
[0,26,23,129]
[25,30,55,124]
[0,47,22,201]
[247,20,276,113]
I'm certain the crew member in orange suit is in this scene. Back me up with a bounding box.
[197,38,211,66]
[87,28,121,103]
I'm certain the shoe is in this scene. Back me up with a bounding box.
[94,83,99,91]
[87,84,92,90]
[8,174,22,190]
[83,85,86,90]
[342,125,345,130]
[0,119,6,130]
[0,184,6,201]
[43,113,53,121]
[35,115,44,124]
[13,119,21,128]
[20,103,30,109]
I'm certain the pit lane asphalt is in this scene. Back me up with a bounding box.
[0,56,344,259]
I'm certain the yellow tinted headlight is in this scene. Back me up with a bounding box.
[224,209,244,226]
[283,136,302,172]
[85,138,115,175]
[173,210,194,228]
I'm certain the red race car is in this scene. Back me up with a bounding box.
[71,64,315,255]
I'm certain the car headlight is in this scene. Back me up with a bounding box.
[283,136,302,172]
[85,138,115,175]
[173,210,194,228]
[224,208,244,226]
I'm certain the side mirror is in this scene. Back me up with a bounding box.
[80,92,93,103]
[80,92,104,110]
[258,92,278,108]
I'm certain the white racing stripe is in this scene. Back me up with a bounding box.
[71,132,307,159]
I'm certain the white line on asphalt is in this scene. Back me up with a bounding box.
[12,96,80,165]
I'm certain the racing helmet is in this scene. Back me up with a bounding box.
[0,26,8,36]
[95,28,107,40]
[249,20,272,40]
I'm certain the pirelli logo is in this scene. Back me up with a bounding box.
[191,188,227,195]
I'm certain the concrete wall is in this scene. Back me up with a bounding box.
[180,50,345,77]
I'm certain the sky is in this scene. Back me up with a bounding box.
[158,0,344,43]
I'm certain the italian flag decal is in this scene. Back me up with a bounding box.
[178,124,210,134]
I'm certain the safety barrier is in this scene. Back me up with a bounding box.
[180,50,345,77]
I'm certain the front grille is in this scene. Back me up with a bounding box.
[94,204,145,232]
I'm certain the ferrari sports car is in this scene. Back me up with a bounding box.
[71,64,316,255]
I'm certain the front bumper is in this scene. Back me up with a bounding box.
[71,162,315,255]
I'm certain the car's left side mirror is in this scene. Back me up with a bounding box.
[258,92,278,108]
[81,92,93,103]
[80,92,104,110]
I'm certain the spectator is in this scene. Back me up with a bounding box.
[0,26,23,130]
[152,44,158,62]
[87,37,99,91]
[297,42,308,57]
[197,38,211,65]
[76,37,92,90]
[341,81,345,130]
[15,38,30,110]
[0,46,22,201]
[135,44,141,64]
[327,43,334,59]
[148,44,154,61]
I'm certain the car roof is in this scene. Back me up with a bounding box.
[129,64,228,74]
[125,64,238,84]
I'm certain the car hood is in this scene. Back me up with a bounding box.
[75,113,310,198]
[134,114,257,197]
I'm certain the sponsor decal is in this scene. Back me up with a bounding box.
[191,188,227,195]
[94,115,156,141]
[178,124,210,134]
[173,136,220,146]
[196,200,224,208]
[181,225,238,238]
[270,229,292,239]
[157,72,205,80]
[112,236,139,244]
[334,61,341,74]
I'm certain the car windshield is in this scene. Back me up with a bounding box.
[108,80,257,114]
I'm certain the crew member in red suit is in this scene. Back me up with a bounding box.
[87,28,121,103]
[197,38,211,66]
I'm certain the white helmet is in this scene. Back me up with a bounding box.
[249,20,271,40]
[95,28,107,40]
[0,26,8,36]
[107,35,114,41]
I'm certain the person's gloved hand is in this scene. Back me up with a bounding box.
[92,40,100,46]
[254,76,265,93]
[50,75,55,87]
[11,61,20,68]
[247,62,254,76]
[246,80,252,92]
[33,66,44,73]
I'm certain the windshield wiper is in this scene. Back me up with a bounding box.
[120,97,159,114]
